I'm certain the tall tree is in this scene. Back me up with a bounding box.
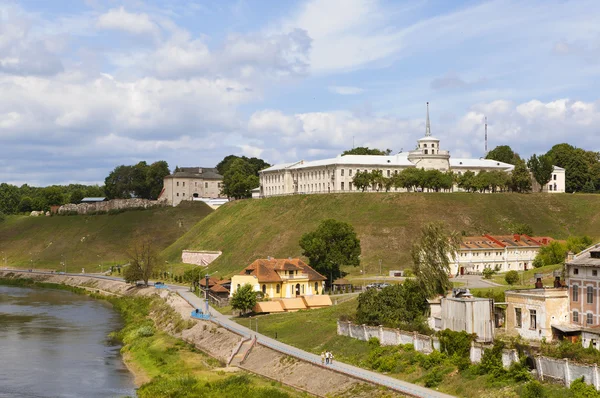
[299,219,361,286]
[216,155,270,177]
[546,143,594,192]
[221,158,259,199]
[485,145,520,165]
[510,159,532,193]
[342,147,393,156]
[42,186,65,206]
[394,168,423,192]
[410,222,461,298]
[124,237,162,286]
[458,171,476,192]
[69,189,84,204]
[104,165,136,199]
[528,154,554,192]
[0,183,21,214]
[146,161,170,199]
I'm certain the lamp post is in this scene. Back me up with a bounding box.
[203,271,218,316]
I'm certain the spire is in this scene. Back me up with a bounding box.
[425,102,431,137]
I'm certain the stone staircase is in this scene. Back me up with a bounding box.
[229,337,256,367]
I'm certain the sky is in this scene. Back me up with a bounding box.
[1,0,599,186]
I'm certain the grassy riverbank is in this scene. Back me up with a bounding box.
[0,277,306,398]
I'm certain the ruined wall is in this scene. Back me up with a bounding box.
[58,198,164,215]
[181,250,222,266]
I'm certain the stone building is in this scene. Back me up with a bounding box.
[451,234,556,275]
[159,167,226,206]
[257,104,565,197]
[566,244,600,329]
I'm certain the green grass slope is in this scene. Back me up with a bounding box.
[162,193,600,278]
[0,202,212,272]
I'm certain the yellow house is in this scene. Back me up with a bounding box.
[230,258,326,299]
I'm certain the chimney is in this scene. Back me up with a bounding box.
[553,270,562,288]
[514,234,521,242]
[542,238,548,245]
[566,251,575,262]
[534,273,543,289]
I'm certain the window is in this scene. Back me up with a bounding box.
[387,170,390,177]
[349,182,353,191]
[182,192,185,196]
[515,308,522,328]
[182,182,185,187]
[341,169,344,176]
[276,284,280,294]
[588,286,594,304]
[262,284,266,294]
[315,282,318,292]
[424,144,427,148]
[588,313,594,325]
[341,182,344,191]
[573,311,579,323]
[176,193,179,196]
[553,174,557,180]
[349,169,353,176]
[548,185,552,191]
[530,310,537,329]
[424,149,428,154]
[573,285,579,302]
[574,268,579,275]
[432,143,436,148]
[176,181,179,186]
[594,270,598,277]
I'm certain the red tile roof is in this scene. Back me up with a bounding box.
[239,258,326,283]
[460,234,555,250]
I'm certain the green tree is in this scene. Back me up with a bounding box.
[352,170,372,192]
[231,283,258,315]
[486,145,520,165]
[546,143,593,192]
[342,147,392,156]
[535,241,568,266]
[394,168,423,192]
[42,186,65,206]
[221,158,259,199]
[69,189,84,204]
[18,196,33,213]
[124,237,162,285]
[513,223,533,236]
[299,219,361,286]
[216,155,270,177]
[510,159,532,193]
[458,171,476,192]
[0,183,21,214]
[582,180,596,193]
[370,170,385,191]
[528,154,554,192]
[355,280,429,332]
[566,236,593,254]
[411,222,461,298]
[505,270,520,285]
[105,165,136,199]
[146,161,171,199]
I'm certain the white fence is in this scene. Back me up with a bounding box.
[338,321,600,389]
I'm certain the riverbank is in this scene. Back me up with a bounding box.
[0,271,402,398]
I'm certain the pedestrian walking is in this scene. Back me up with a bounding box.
[330,352,334,364]
[321,352,325,365]
[325,351,330,364]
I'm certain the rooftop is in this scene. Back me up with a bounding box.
[460,234,553,250]
[239,258,327,283]
[164,167,223,180]
[261,154,415,172]
[567,244,600,267]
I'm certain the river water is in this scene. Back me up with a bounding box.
[0,285,136,398]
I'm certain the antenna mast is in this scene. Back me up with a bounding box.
[484,117,488,154]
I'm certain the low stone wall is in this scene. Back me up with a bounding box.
[181,250,222,266]
[338,320,600,389]
[58,198,164,215]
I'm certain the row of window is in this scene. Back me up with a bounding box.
[573,311,594,325]
[175,181,218,188]
[572,268,598,277]
[515,308,537,329]
[572,284,597,303]
[258,282,321,295]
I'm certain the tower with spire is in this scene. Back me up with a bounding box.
[407,102,451,171]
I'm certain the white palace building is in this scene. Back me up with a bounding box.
[258,104,565,197]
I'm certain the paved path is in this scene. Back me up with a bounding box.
[1,270,454,398]
[177,289,455,398]
[453,274,502,288]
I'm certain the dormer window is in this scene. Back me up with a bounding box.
[245,269,252,275]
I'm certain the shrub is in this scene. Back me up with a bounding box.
[532,256,544,268]
[136,325,155,337]
[521,380,546,398]
[423,367,444,387]
[482,267,495,279]
[368,337,380,348]
[403,269,414,277]
[0,211,5,222]
[505,271,520,285]
[570,377,600,398]
[420,350,446,370]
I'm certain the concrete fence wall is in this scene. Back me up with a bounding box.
[338,320,600,390]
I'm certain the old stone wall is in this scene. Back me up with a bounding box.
[181,250,222,266]
[58,198,164,215]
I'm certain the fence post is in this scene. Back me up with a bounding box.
[379,325,384,343]
[413,331,418,352]
[594,364,599,391]
[363,324,369,341]
[564,358,571,387]
[348,322,354,338]
[536,356,544,381]
[396,329,401,346]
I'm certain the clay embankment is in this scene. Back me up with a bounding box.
[0,271,404,398]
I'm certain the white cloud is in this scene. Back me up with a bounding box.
[97,7,159,37]
[328,85,364,95]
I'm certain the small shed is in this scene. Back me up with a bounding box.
[332,278,352,292]
[81,197,107,203]
[209,284,230,299]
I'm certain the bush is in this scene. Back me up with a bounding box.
[532,257,544,268]
[521,380,546,398]
[482,267,495,279]
[570,377,600,397]
[0,211,5,222]
[136,326,155,337]
[505,271,520,285]
[403,269,414,277]
[423,367,444,387]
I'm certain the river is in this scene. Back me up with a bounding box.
[0,285,136,398]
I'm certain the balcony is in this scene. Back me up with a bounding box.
[279,273,309,280]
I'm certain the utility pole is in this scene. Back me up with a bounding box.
[379,259,382,276]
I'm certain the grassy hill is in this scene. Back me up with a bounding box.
[0,202,212,272]
[162,193,600,278]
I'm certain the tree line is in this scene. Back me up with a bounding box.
[351,163,532,193]
[486,143,600,193]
